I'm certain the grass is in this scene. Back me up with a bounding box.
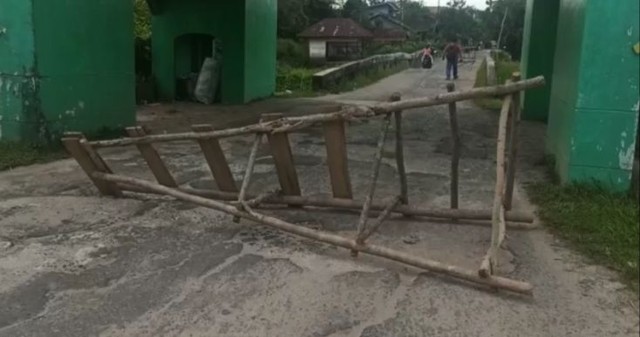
[0,141,66,171]
[276,62,409,98]
[527,181,640,293]
[474,55,521,111]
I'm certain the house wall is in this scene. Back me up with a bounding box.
[309,40,327,60]
[0,0,37,141]
[0,0,135,142]
[546,0,639,190]
[152,0,276,104]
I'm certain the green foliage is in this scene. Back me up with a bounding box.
[134,0,151,39]
[343,0,368,22]
[278,0,338,39]
[277,39,307,67]
[0,141,66,171]
[474,55,520,110]
[365,40,426,55]
[276,66,315,93]
[528,182,640,293]
[483,0,526,59]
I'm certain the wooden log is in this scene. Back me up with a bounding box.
[244,189,281,208]
[261,114,301,197]
[447,83,461,209]
[371,76,544,114]
[504,73,522,210]
[479,205,505,278]
[87,77,545,149]
[479,91,512,278]
[358,196,402,243]
[323,118,353,199]
[235,133,262,222]
[390,93,408,204]
[192,124,238,192]
[353,115,392,257]
[116,183,536,226]
[62,136,121,196]
[96,172,533,295]
[126,126,177,187]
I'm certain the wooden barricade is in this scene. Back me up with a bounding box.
[63,75,543,295]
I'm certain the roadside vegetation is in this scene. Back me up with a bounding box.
[0,141,66,171]
[474,50,520,110]
[528,182,639,293]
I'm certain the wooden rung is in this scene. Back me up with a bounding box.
[126,126,177,187]
[62,135,121,196]
[192,124,238,192]
[323,118,353,199]
[261,113,301,197]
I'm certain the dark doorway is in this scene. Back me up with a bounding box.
[174,33,220,102]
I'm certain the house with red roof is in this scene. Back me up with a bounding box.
[298,18,373,63]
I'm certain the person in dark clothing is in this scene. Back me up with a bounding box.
[443,39,462,80]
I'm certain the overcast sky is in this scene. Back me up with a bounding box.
[421,0,488,9]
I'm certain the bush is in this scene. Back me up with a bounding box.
[365,40,427,56]
[277,39,307,67]
[276,65,314,93]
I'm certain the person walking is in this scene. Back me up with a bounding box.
[442,39,462,80]
[421,44,434,69]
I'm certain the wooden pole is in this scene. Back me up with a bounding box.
[505,72,522,210]
[96,172,533,294]
[126,126,177,187]
[323,118,353,199]
[358,196,402,243]
[88,77,546,149]
[479,91,512,278]
[353,115,392,256]
[117,183,536,226]
[391,93,409,204]
[192,124,238,192]
[447,83,461,209]
[261,113,301,198]
[62,135,121,196]
[234,134,262,222]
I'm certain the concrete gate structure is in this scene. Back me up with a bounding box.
[520,0,640,190]
[0,0,135,143]
[0,0,277,143]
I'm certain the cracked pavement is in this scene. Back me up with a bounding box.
[1,55,638,336]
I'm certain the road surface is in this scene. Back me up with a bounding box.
[0,56,637,337]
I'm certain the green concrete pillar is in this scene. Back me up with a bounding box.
[0,0,135,143]
[547,0,640,191]
[520,0,560,122]
[0,0,38,141]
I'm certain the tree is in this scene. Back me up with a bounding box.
[480,0,525,59]
[437,1,482,45]
[134,0,151,39]
[278,0,338,38]
[343,0,368,22]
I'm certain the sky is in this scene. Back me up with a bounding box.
[422,0,488,9]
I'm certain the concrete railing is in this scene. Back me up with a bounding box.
[312,51,421,91]
[485,53,497,86]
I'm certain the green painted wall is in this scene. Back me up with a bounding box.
[33,0,135,140]
[0,0,135,143]
[547,0,639,191]
[244,0,277,101]
[0,0,36,141]
[152,0,276,104]
[519,0,560,121]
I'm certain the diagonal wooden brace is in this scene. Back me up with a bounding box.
[352,114,392,257]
